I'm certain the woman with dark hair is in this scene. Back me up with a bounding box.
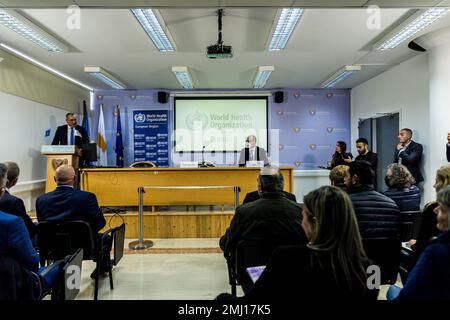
[382,163,421,211]
[330,141,353,169]
[236,186,378,300]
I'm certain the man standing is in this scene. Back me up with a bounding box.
[355,138,378,189]
[52,113,88,148]
[446,132,450,162]
[393,128,423,185]
[238,135,269,167]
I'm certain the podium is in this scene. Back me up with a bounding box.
[41,145,80,192]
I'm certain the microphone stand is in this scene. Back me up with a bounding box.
[199,145,208,167]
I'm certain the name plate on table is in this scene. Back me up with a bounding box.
[180,161,199,168]
[41,145,76,154]
[246,160,264,168]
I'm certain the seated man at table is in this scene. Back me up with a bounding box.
[36,164,110,279]
[220,167,307,267]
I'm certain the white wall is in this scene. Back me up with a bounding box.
[351,54,431,202]
[0,90,67,210]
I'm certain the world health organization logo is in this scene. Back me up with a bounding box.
[186,111,208,130]
[134,113,146,123]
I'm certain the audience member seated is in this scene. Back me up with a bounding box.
[36,164,110,279]
[0,163,61,299]
[218,186,379,300]
[408,164,450,255]
[329,141,353,169]
[219,167,307,268]
[242,189,296,204]
[389,186,450,300]
[329,165,349,192]
[345,160,401,239]
[0,162,36,239]
[382,163,421,211]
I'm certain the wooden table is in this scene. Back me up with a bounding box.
[80,167,294,207]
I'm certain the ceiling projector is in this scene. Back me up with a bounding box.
[207,9,233,59]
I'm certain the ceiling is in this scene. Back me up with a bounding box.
[0,3,450,90]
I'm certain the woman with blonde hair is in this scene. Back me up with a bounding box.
[240,186,378,300]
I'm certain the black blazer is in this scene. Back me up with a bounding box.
[243,245,379,301]
[52,125,88,148]
[219,192,307,257]
[447,144,450,162]
[238,147,269,167]
[36,186,105,235]
[243,190,296,204]
[0,191,36,238]
[393,140,424,184]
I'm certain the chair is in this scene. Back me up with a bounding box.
[399,210,422,242]
[129,161,156,168]
[362,237,402,285]
[226,238,284,295]
[36,220,114,300]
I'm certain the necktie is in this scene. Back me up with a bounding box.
[70,127,74,145]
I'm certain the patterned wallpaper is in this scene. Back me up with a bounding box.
[91,88,350,169]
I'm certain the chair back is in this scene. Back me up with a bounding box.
[362,237,402,285]
[111,223,126,266]
[235,238,283,288]
[399,210,421,241]
[129,161,156,168]
[37,221,95,262]
[61,248,83,300]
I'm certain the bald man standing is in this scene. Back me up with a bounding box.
[36,165,108,278]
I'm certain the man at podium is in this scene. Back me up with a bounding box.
[52,113,88,147]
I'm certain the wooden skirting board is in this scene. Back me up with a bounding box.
[101,211,234,238]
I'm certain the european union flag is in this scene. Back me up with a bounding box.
[81,100,90,140]
[115,105,124,167]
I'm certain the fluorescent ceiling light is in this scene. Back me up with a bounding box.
[268,8,304,51]
[84,66,126,90]
[0,9,68,53]
[253,66,274,89]
[131,8,176,52]
[0,42,92,91]
[374,7,450,51]
[172,66,194,89]
[321,65,361,88]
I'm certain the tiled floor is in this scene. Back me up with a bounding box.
[75,238,393,300]
[77,238,244,300]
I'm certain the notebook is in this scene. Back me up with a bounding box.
[246,265,266,283]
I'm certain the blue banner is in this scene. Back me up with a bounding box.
[133,110,169,167]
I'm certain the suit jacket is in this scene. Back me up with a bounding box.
[238,147,269,167]
[0,191,36,238]
[243,245,378,301]
[0,211,39,273]
[219,192,307,257]
[243,190,296,204]
[393,140,424,184]
[51,124,88,148]
[36,186,105,234]
[447,144,450,162]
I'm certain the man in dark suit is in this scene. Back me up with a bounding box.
[36,164,109,278]
[243,190,296,204]
[52,113,88,148]
[220,167,307,278]
[238,135,269,167]
[393,128,423,185]
[446,132,450,162]
[0,162,36,239]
